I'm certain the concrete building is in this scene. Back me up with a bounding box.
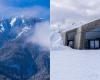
[61,19,100,49]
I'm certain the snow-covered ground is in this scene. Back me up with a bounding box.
[51,47,100,80]
[51,23,100,80]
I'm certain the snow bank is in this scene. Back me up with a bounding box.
[50,27,64,50]
[51,48,100,80]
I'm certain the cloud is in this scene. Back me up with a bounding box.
[0,5,49,18]
[0,0,49,18]
[51,0,100,27]
[28,21,50,48]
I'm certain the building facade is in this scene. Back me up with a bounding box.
[61,19,100,49]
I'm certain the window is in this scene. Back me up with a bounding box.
[89,40,100,49]
[90,40,95,49]
[67,40,74,48]
[95,40,99,48]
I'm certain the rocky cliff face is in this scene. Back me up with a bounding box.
[0,17,50,80]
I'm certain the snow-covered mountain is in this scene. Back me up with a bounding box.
[0,17,43,47]
[0,17,50,80]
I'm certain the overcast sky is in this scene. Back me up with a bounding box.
[51,0,100,29]
[0,0,50,18]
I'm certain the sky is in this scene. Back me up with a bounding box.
[0,0,50,18]
[51,0,100,30]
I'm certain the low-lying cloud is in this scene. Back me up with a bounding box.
[28,21,50,48]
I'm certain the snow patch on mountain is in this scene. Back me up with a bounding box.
[15,26,30,39]
[0,23,5,32]
[10,17,17,27]
[22,19,25,23]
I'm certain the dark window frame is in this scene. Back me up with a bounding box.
[88,39,100,49]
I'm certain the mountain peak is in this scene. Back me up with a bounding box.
[0,17,44,47]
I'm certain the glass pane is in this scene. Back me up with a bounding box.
[90,41,94,49]
[95,40,99,48]
[68,41,73,47]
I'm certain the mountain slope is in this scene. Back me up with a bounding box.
[0,17,50,80]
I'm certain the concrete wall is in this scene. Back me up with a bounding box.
[82,19,100,32]
[74,27,85,49]
[61,32,66,45]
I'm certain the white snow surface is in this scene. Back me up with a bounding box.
[51,29,64,50]
[51,48,100,80]
[10,17,17,27]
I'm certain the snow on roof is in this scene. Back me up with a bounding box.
[62,19,100,33]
